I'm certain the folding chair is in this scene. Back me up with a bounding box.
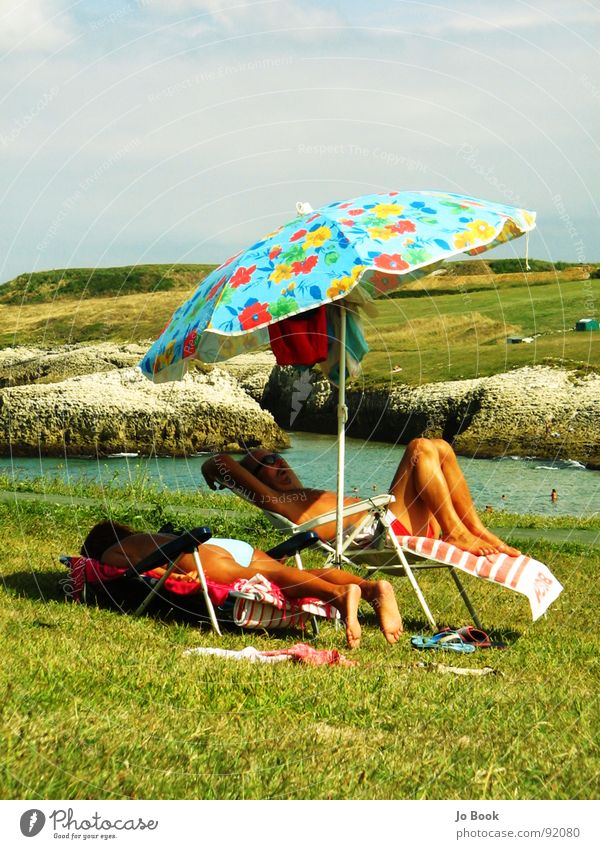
[217,486,476,629]
[221,486,564,627]
[59,527,339,636]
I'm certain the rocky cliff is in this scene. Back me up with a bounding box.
[263,365,600,468]
[0,344,598,467]
[0,360,288,457]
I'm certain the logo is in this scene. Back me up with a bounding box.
[290,369,314,425]
[20,810,46,837]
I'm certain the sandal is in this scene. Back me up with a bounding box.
[410,632,476,653]
[442,626,507,649]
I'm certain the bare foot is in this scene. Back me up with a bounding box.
[371,580,403,644]
[442,528,498,556]
[475,528,521,557]
[462,519,521,557]
[331,584,362,649]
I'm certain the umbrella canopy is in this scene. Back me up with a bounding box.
[140,189,536,561]
[140,190,535,382]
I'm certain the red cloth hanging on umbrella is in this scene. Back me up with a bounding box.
[267,305,328,366]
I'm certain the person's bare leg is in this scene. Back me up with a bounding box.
[388,439,498,555]
[244,552,362,648]
[430,439,520,556]
[308,569,403,643]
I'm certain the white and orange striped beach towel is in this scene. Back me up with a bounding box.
[231,573,340,630]
[392,535,563,621]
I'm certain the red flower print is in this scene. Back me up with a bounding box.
[305,214,319,224]
[374,253,410,272]
[207,275,226,301]
[339,202,352,209]
[291,254,319,276]
[340,218,355,227]
[183,329,197,358]
[389,191,398,196]
[238,301,271,330]
[230,264,256,288]
[269,246,282,260]
[349,208,364,216]
[389,220,416,235]
[290,228,307,242]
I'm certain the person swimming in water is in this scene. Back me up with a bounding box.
[81,519,404,649]
[201,438,520,558]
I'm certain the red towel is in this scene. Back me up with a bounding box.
[268,306,328,366]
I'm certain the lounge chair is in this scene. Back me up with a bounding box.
[219,487,563,628]
[59,527,339,637]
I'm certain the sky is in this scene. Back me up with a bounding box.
[1,0,599,283]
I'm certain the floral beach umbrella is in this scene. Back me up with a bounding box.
[140,190,536,559]
[140,190,535,382]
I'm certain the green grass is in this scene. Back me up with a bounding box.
[0,264,215,305]
[1,263,597,385]
[359,276,600,385]
[0,487,596,800]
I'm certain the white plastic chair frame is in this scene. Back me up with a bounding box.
[246,492,482,631]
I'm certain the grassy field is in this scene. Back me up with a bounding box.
[0,485,597,800]
[0,263,597,385]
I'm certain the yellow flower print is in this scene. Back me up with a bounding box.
[495,220,520,244]
[326,276,352,298]
[304,226,332,249]
[350,264,365,283]
[368,225,396,241]
[372,203,404,218]
[155,341,176,372]
[269,263,294,284]
[453,219,496,249]
[326,265,364,297]
[522,210,535,228]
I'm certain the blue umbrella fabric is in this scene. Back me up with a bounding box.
[140,190,536,382]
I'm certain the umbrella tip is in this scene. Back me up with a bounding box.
[296,201,314,215]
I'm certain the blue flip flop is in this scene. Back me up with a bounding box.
[411,631,476,653]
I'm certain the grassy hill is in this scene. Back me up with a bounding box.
[0,264,215,305]
[0,261,598,385]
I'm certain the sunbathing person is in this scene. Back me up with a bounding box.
[201,438,520,557]
[81,520,404,648]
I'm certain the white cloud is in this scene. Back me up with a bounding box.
[402,1,600,36]
[0,0,74,51]
[140,0,344,35]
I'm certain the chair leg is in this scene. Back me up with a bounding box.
[191,550,222,636]
[449,569,483,630]
[385,530,438,631]
[133,559,181,617]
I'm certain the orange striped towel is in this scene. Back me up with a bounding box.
[231,573,339,630]
[393,535,563,621]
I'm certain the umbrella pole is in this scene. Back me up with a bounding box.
[335,304,347,563]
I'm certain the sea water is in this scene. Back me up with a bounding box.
[0,432,598,518]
